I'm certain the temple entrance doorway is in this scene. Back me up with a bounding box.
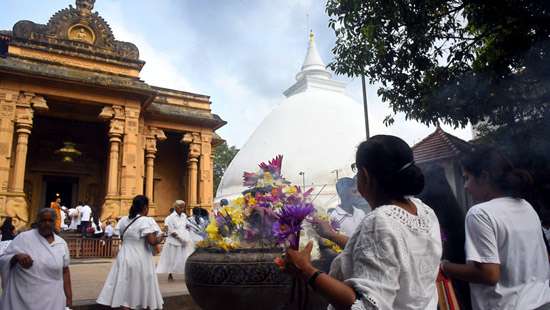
[25,100,109,221]
[43,176,79,209]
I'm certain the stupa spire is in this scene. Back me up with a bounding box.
[296,30,332,81]
[283,30,345,97]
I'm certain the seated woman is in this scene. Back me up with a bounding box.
[441,146,550,309]
[279,135,442,310]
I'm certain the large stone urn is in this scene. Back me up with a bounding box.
[185,247,328,310]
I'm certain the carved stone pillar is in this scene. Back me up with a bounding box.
[106,133,122,197]
[3,92,47,229]
[0,89,19,193]
[9,123,31,193]
[99,105,125,221]
[198,133,213,211]
[144,127,166,205]
[9,93,48,193]
[182,132,201,212]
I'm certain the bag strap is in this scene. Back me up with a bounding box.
[120,216,141,241]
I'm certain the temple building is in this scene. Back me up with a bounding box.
[216,32,365,209]
[0,0,225,228]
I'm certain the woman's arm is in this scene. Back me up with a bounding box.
[442,261,500,285]
[63,267,73,307]
[301,264,356,309]
[282,242,357,309]
[312,219,349,248]
[145,232,164,246]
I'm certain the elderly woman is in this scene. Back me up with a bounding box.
[279,135,442,309]
[156,200,193,280]
[0,208,72,309]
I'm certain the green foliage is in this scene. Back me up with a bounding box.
[213,142,239,193]
[326,0,550,129]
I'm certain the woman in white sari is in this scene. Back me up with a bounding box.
[278,135,442,310]
[97,195,165,309]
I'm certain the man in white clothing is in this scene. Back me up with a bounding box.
[328,177,369,236]
[79,203,92,235]
[0,208,72,309]
[156,200,194,280]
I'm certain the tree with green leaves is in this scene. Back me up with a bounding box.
[326,0,550,185]
[213,142,239,193]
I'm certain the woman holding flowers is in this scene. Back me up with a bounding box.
[278,135,442,310]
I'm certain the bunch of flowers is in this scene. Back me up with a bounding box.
[312,213,343,254]
[200,155,315,250]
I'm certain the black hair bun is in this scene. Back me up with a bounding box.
[392,164,425,196]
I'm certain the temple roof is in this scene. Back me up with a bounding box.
[7,0,143,68]
[412,127,472,164]
[1,0,227,132]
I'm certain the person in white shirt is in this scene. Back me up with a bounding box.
[328,177,369,237]
[156,200,194,280]
[75,202,83,231]
[60,206,69,231]
[283,135,441,310]
[68,206,79,231]
[104,221,114,238]
[442,146,550,310]
[79,203,92,235]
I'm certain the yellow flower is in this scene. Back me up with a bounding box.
[205,221,220,240]
[285,185,298,195]
[247,197,257,206]
[233,196,245,207]
[263,172,274,185]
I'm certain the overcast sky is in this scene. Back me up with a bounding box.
[1,0,472,147]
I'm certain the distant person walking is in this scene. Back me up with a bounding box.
[97,195,164,309]
[156,200,193,280]
[50,197,62,232]
[79,202,92,235]
[441,146,550,310]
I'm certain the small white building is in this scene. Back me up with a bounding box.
[216,32,366,210]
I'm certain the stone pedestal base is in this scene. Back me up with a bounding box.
[1,192,30,229]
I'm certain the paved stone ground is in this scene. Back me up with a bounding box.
[70,257,193,307]
[0,257,198,309]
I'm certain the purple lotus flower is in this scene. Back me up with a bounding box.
[272,203,315,249]
[259,155,283,176]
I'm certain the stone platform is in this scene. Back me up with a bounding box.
[69,258,200,310]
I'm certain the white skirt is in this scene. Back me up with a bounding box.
[156,243,194,274]
[97,239,164,309]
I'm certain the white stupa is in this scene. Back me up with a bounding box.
[216,32,366,209]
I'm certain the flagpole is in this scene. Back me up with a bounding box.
[361,75,370,139]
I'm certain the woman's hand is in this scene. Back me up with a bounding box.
[311,217,336,240]
[275,241,316,278]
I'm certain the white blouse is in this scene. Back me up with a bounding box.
[329,198,442,310]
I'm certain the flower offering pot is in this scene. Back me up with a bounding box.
[185,247,294,310]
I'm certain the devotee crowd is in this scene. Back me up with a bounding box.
[0,135,549,309]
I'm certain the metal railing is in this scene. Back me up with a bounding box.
[66,238,121,258]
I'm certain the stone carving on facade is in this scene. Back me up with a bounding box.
[5,196,29,230]
[11,0,141,61]
[182,132,202,159]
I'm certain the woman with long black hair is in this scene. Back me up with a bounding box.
[0,217,16,241]
[97,195,165,309]
[441,146,550,310]
[278,135,442,309]
[419,165,471,309]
